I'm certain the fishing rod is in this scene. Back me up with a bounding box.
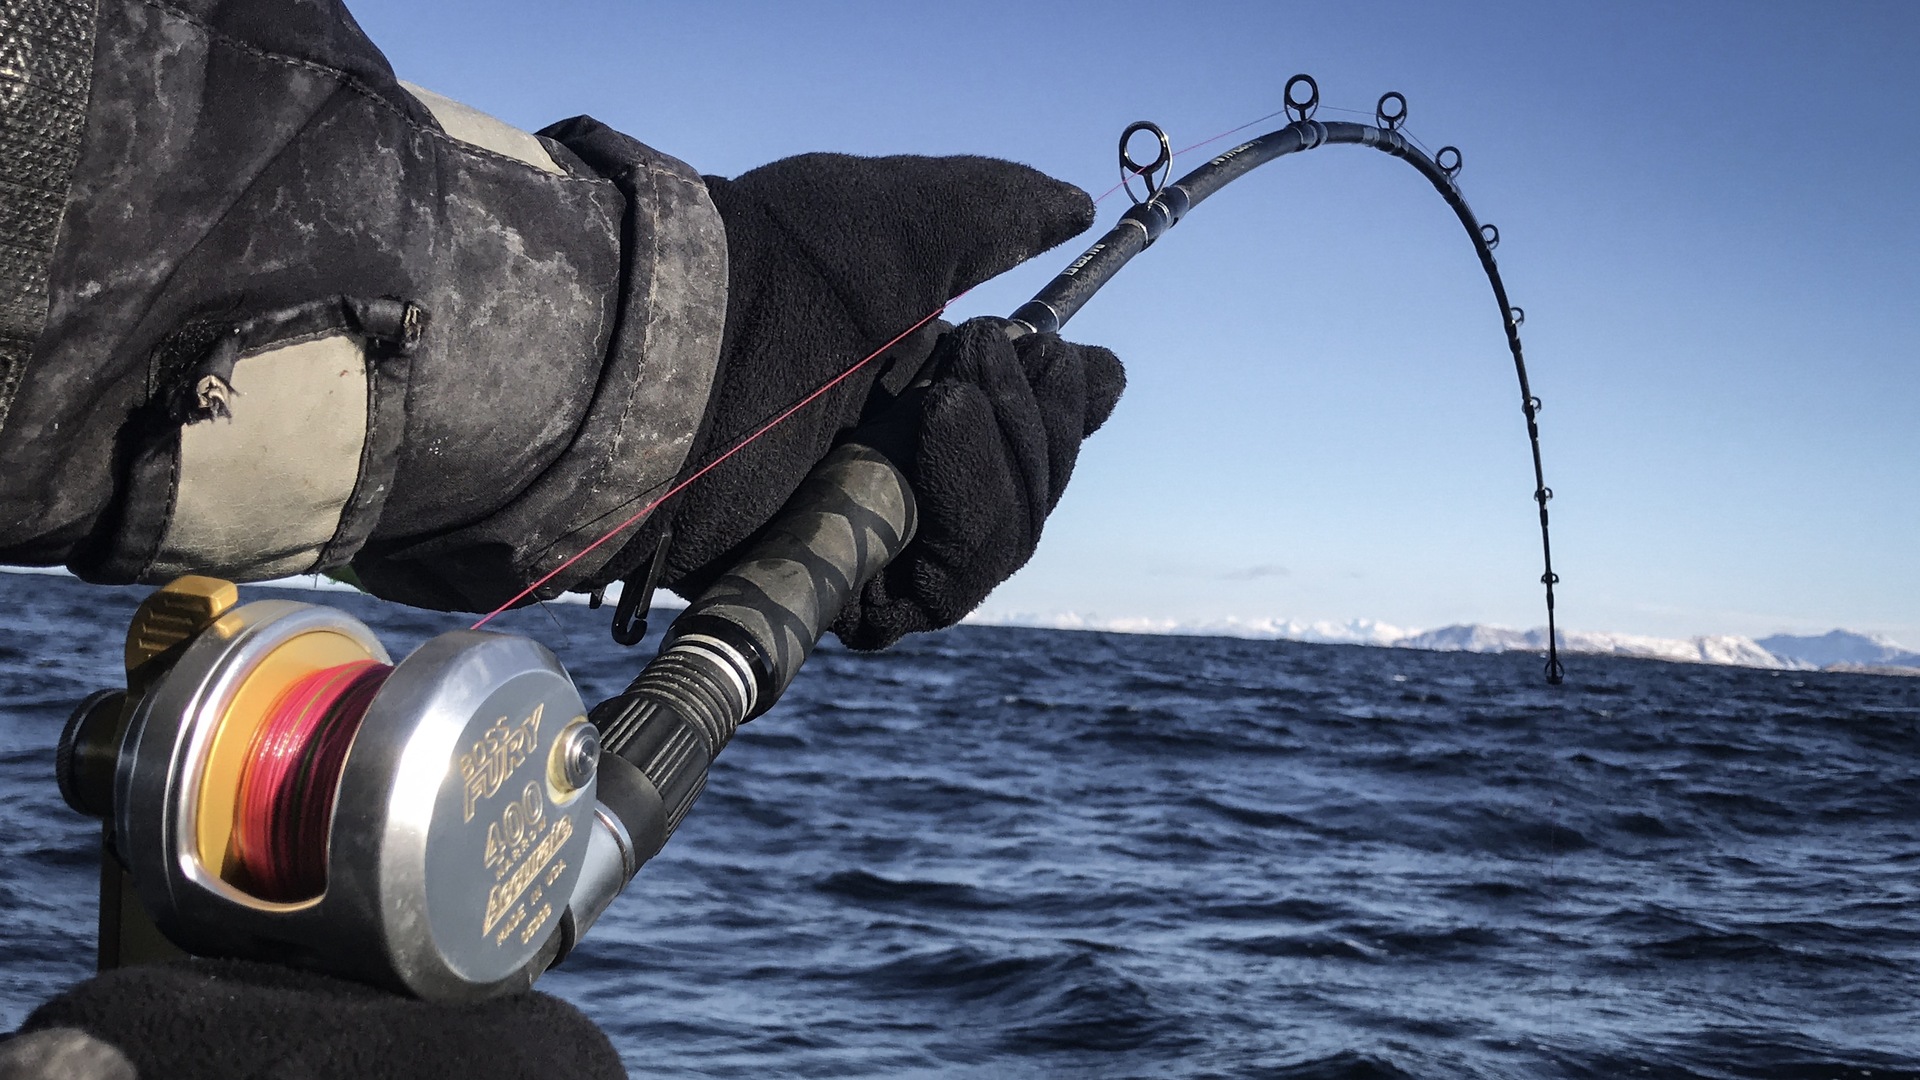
[1011,75,1561,686]
[56,75,1560,1001]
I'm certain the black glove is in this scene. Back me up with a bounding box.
[656,153,1098,595]
[2,959,624,1080]
[829,318,1124,650]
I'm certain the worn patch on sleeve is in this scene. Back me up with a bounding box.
[398,81,562,175]
[150,334,368,579]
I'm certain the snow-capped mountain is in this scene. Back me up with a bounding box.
[2,568,1910,675]
[967,611,1412,646]
[1755,630,1920,669]
[1399,625,1792,668]
[964,608,1917,674]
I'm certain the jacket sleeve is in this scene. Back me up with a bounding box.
[0,0,727,613]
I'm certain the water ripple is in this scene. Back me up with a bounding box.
[1,574,1916,1077]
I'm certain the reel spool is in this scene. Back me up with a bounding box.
[59,576,609,1000]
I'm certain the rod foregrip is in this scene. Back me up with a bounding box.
[662,441,917,713]
[556,441,917,947]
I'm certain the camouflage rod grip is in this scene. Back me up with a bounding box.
[578,442,916,917]
[662,441,917,716]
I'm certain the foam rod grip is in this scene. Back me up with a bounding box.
[666,442,916,713]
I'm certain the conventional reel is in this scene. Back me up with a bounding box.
[58,576,623,1000]
[56,443,922,1001]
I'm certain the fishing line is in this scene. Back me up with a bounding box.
[1093,106,1293,205]
[232,659,392,900]
[1006,76,1563,683]
[1091,100,1425,206]
[475,77,1564,685]
[470,299,959,629]
[477,110,1261,625]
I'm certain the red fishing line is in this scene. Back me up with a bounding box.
[468,106,1296,631]
[470,294,963,629]
[232,660,391,901]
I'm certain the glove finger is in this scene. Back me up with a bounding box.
[1014,335,1089,512]
[829,563,928,650]
[832,322,1109,652]
[726,154,1093,331]
[915,377,1037,575]
[930,157,1095,294]
[1014,335,1124,510]
[1019,336,1124,434]
[839,374,1041,650]
[831,323,1027,650]
[939,321,1050,529]
[1077,342,1125,437]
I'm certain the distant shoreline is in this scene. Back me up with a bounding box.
[4,567,1913,677]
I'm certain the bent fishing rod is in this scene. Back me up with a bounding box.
[1010,75,1561,684]
[58,75,1560,1001]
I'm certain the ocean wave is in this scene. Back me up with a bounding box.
[2,573,1916,1074]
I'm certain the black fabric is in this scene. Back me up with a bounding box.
[829,319,1124,649]
[0,0,637,601]
[0,0,96,439]
[351,115,727,613]
[655,153,1096,598]
[0,0,1123,624]
[18,959,625,1080]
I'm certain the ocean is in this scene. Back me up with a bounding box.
[1,571,1916,1079]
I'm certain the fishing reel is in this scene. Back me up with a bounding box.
[57,576,623,999]
[56,442,918,1001]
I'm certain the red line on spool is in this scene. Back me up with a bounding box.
[232,660,391,901]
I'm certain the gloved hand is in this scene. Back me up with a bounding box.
[656,152,1106,600]
[829,318,1124,649]
[0,959,624,1080]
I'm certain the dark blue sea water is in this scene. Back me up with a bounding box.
[2,571,1917,1078]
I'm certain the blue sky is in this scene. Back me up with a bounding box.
[355,1,1918,643]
